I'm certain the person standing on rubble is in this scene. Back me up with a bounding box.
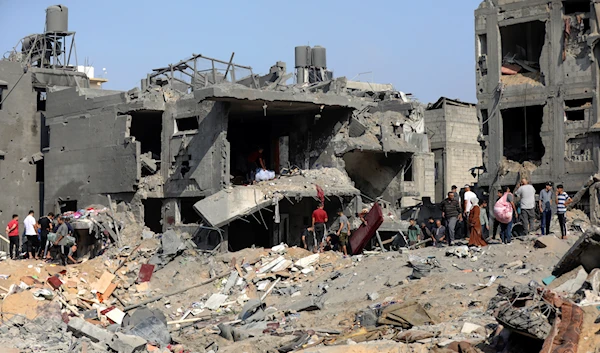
[53,216,77,265]
[480,199,490,239]
[312,204,328,251]
[556,184,572,239]
[539,182,554,236]
[23,210,39,259]
[441,192,461,246]
[38,212,54,259]
[336,209,350,256]
[463,184,477,235]
[491,189,504,240]
[498,187,518,244]
[468,197,487,247]
[5,214,19,259]
[515,178,536,234]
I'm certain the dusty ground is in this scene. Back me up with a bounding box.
[0,217,597,353]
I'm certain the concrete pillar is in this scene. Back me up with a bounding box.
[413,152,435,203]
[485,6,503,178]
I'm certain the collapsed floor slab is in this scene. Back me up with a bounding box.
[194,168,359,228]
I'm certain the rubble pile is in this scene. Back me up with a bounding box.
[0,206,600,352]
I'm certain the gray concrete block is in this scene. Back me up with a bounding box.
[67,317,113,343]
[348,117,367,137]
[109,332,147,353]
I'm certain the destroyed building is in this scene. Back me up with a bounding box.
[43,50,435,251]
[0,5,436,252]
[424,97,483,202]
[475,0,600,214]
[0,5,90,251]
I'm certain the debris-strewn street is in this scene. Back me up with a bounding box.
[0,206,598,353]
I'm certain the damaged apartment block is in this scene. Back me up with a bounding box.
[37,44,435,252]
[475,0,600,217]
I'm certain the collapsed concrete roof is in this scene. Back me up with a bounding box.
[194,84,366,111]
[194,168,359,228]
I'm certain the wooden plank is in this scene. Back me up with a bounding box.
[94,272,115,294]
[101,283,117,301]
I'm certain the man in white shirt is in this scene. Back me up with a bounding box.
[463,185,477,216]
[515,178,536,234]
[23,210,38,259]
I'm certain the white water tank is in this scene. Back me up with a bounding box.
[46,5,69,33]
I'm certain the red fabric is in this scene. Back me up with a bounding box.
[349,203,384,255]
[315,184,325,204]
[137,264,155,283]
[7,219,18,236]
[312,209,328,224]
[247,151,262,163]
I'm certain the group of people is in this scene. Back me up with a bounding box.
[491,180,572,242]
[438,184,487,246]
[297,179,573,255]
[407,193,489,249]
[433,179,573,248]
[302,204,352,257]
[4,210,78,265]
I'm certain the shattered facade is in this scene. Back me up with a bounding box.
[0,5,89,251]
[43,51,435,251]
[475,0,600,203]
[0,6,436,254]
[424,97,483,202]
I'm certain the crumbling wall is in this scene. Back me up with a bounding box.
[562,11,593,85]
[309,110,351,169]
[164,98,229,198]
[342,151,410,204]
[474,0,600,191]
[44,104,140,211]
[0,61,39,249]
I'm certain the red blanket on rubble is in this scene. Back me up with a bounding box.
[349,203,384,255]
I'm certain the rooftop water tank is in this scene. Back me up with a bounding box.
[295,46,311,68]
[46,5,69,33]
[311,46,327,69]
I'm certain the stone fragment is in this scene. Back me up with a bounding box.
[67,317,113,343]
[109,332,147,353]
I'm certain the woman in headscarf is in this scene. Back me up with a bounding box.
[468,197,487,247]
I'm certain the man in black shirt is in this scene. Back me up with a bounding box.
[301,226,317,253]
[38,212,54,259]
[440,192,462,246]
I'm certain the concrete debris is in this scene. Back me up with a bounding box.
[205,293,229,310]
[4,2,600,353]
[68,317,114,343]
[109,332,147,353]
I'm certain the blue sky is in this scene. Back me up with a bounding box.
[0,1,482,103]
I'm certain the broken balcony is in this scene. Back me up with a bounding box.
[193,168,359,251]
